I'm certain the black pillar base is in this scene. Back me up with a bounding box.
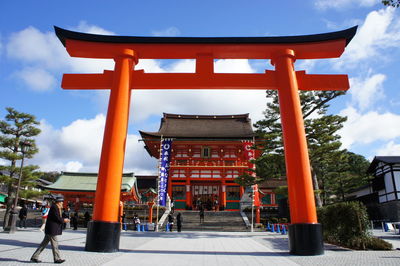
[85,221,120,252]
[288,223,324,256]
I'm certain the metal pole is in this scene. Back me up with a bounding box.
[155,136,163,232]
[8,142,29,234]
[251,185,254,232]
[13,148,26,211]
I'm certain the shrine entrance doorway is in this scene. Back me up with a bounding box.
[192,184,219,210]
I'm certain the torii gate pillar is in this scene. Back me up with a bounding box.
[273,49,322,254]
[54,26,357,255]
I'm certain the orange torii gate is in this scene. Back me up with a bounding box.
[55,26,357,255]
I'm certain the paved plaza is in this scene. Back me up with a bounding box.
[0,228,399,265]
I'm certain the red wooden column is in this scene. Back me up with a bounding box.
[221,180,226,209]
[272,49,322,255]
[185,180,191,208]
[148,202,154,223]
[86,49,137,252]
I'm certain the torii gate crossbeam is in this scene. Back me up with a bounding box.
[55,26,357,255]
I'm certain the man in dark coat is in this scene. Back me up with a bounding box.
[177,213,183,232]
[167,213,174,232]
[18,204,28,228]
[30,196,69,264]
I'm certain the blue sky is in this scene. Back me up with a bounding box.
[1,0,399,174]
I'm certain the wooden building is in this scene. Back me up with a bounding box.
[44,172,140,210]
[140,113,262,211]
[367,156,400,221]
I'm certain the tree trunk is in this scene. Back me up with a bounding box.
[3,184,16,229]
[311,166,323,207]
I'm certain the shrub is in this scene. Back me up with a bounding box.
[318,201,392,250]
[365,236,393,250]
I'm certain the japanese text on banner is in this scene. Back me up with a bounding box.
[242,140,260,207]
[158,139,173,206]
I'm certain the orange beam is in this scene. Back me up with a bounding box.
[65,39,347,60]
[61,71,349,91]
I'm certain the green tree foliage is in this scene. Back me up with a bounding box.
[0,107,41,228]
[253,90,371,206]
[39,171,61,183]
[382,0,400,7]
[322,151,371,204]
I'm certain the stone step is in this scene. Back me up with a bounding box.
[167,210,248,232]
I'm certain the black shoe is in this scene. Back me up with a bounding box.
[30,258,41,263]
[54,259,65,264]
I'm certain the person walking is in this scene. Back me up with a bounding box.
[177,213,183,232]
[40,201,50,232]
[62,207,71,229]
[121,212,127,231]
[30,196,69,264]
[18,204,28,228]
[84,211,91,228]
[167,213,174,232]
[199,207,204,224]
[71,212,78,230]
[133,213,140,231]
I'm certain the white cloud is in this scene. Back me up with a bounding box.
[74,21,115,35]
[295,59,317,72]
[6,24,116,92]
[315,0,379,10]
[130,59,266,123]
[7,26,68,69]
[14,67,57,91]
[339,106,400,149]
[165,59,195,73]
[32,115,156,173]
[214,59,254,73]
[335,7,400,69]
[376,141,400,155]
[151,27,181,37]
[136,59,166,73]
[64,161,83,172]
[0,158,7,166]
[349,72,386,111]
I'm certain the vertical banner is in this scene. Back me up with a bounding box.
[158,138,173,206]
[242,140,260,207]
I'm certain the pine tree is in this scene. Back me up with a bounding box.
[0,107,41,229]
[253,90,370,206]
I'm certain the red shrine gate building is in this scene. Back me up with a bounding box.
[140,113,265,211]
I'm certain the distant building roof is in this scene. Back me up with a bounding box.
[367,156,400,173]
[45,172,137,192]
[140,113,255,139]
[36,178,53,187]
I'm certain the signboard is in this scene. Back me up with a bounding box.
[158,138,173,206]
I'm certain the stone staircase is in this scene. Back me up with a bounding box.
[169,210,248,232]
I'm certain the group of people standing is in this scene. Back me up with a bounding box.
[167,212,183,232]
[193,197,219,211]
[39,201,90,231]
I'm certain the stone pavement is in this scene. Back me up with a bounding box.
[0,227,399,265]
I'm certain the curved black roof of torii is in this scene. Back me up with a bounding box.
[55,26,357,47]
